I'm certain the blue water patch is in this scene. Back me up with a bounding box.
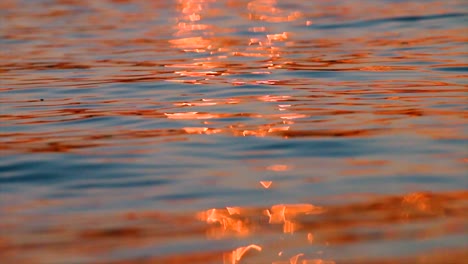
[433,67,468,72]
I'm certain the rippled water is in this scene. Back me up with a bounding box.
[1,0,467,263]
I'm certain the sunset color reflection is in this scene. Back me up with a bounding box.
[1,0,467,263]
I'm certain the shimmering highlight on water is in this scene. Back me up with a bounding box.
[1,0,467,263]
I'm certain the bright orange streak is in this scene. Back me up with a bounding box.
[260,181,272,188]
[225,244,262,264]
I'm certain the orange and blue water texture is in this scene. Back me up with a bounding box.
[1,0,467,263]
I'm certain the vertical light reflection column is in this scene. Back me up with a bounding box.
[169,0,220,82]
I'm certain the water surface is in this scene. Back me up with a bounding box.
[1,0,467,263]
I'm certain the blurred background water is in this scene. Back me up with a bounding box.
[1,0,467,263]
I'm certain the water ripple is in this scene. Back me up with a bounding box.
[1,0,467,263]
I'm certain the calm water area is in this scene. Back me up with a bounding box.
[1,0,467,263]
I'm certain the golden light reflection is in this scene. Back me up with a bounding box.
[248,0,302,23]
[193,191,468,263]
[1,0,467,263]
[174,98,240,106]
[266,164,290,171]
[197,207,254,237]
[260,181,272,188]
[282,256,333,264]
[169,36,212,51]
[1,191,466,263]
[197,203,324,239]
[164,112,219,119]
[224,244,262,264]
[258,95,291,102]
[183,127,222,135]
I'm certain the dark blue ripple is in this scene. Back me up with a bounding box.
[311,12,467,30]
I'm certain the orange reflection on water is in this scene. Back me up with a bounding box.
[267,204,324,225]
[0,190,467,263]
[248,0,302,23]
[197,203,324,238]
[197,207,254,237]
[1,0,467,263]
[224,244,262,264]
[274,254,335,264]
[169,36,212,51]
[183,126,222,135]
[260,181,273,188]
[191,190,468,263]
[266,164,289,171]
[165,112,220,120]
